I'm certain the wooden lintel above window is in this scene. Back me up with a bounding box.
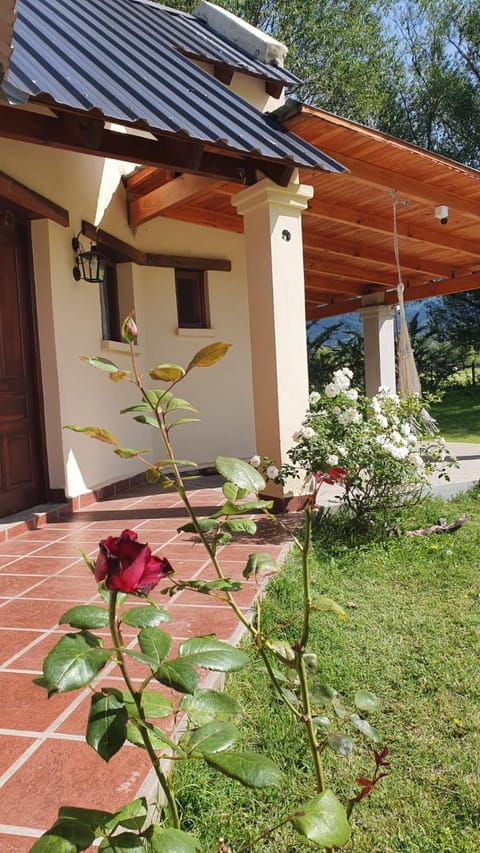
[144,253,231,271]
[0,169,69,226]
[82,221,144,264]
[81,220,231,272]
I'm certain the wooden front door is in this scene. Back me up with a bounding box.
[0,215,46,516]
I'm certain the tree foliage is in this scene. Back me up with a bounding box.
[308,323,365,392]
[384,1,480,165]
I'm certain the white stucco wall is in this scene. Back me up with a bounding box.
[0,134,255,498]
[193,61,285,112]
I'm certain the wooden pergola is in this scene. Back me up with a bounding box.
[126,104,480,321]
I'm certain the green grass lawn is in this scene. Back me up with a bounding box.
[175,490,480,852]
[430,386,480,443]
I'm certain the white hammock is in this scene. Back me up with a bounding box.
[391,191,437,431]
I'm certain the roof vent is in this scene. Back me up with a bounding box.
[193,1,288,68]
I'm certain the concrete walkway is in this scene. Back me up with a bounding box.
[314,441,480,508]
[428,441,480,499]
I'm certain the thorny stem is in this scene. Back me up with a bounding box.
[296,651,325,794]
[300,507,312,651]
[128,342,254,637]
[294,506,334,852]
[128,343,331,844]
[108,592,181,829]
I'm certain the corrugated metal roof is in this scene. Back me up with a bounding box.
[0,0,16,80]
[6,0,344,172]
[130,0,301,89]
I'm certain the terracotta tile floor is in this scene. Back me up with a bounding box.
[0,477,292,852]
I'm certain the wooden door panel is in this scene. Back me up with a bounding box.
[0,217,45,516]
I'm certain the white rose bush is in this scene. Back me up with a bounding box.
[282,368,454,527]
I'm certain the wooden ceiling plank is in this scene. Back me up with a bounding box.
[305,197,480,257]
[305,255,396,286]
[303,234,454,278]
[315,146,480,219]
[154,205,244,233]
[305,276,370,296]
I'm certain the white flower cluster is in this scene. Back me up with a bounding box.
[286,366,453,522]
[371,394,422,463]
[292,424,317,443]
[324,367,354,398]
[337,407,362,426]
[249,455,279,481]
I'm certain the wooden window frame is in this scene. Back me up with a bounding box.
[99,262,121,342]
[175,269,210,329]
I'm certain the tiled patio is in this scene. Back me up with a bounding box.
[0,477,293,852]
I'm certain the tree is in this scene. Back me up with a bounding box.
[308,323,365,391]
[384,1,480,165]
[406,310,466,391]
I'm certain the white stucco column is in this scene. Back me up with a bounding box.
[360,304,397,397]
[232,175,313,508]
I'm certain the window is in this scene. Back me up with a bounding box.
[99,262,121,342]
[99,262,136,343]
[175,269,210,329]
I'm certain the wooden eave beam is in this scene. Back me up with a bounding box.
[128,174,221,228]
[308,269,480,320]
[311,146,480,219]
[213,63,235,85]
[81,220,231,271]
[387,269,480,304]
[0,104,295,188]
[0,169,69,226]
[125,167,177,198]
[305,197,480,257]
[304,275,374,297]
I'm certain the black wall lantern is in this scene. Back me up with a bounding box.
[72,233,107,283]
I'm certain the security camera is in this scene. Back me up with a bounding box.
[435,205,448,225]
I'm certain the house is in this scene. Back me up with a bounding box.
[1,0,480,519]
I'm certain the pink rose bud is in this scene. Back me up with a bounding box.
[95,529,173,594]
[121,312,138,343]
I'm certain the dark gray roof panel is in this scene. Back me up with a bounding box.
[131,1,301,89]
[7,0,344,172]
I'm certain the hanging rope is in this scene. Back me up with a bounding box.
[391,190,422,396]
[391,191,438,432]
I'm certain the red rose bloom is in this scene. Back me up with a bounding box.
[95,529,173,594]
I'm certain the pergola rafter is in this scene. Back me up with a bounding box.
[125,104,480,321]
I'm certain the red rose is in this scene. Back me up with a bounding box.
[95,529,173,594]
[313,467,348,486]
